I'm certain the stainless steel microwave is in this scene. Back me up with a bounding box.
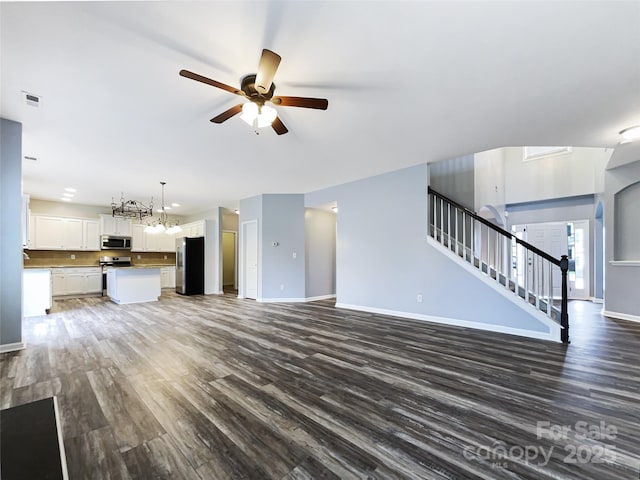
[101,235,131,250]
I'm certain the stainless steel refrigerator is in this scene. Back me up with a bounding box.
[176,236,205,295]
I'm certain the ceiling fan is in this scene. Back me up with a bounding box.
[180,49,328,135]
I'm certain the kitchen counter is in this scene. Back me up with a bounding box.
[106,267,161,304]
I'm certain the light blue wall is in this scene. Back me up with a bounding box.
[306,164,551,333]
[261,194,305,299]
[605,159,640,317]
[1,118,23,347]
[239,194,305,300]
[429,154,475,208]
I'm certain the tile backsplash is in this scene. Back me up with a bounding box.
[24,250,176,267]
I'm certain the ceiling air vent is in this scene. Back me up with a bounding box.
[22,91,41,107]
[23,156,38,163]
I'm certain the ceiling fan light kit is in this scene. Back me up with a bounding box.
[180,49,328,135]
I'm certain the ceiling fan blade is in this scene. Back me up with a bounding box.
[271,96,328,110]
[210,104,243,124]
[272,116,288,135]
[179,70,244,96]
[255,49,281,94]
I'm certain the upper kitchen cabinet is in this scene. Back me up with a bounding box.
[131,223,175,252]
[83,220,100,250]
[131,223,145,251]
[100,214,132,236]
[30,215,100,251]
[177,220,205,238]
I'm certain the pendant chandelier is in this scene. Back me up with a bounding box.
[144,182,182,235]
[111,193,153,220]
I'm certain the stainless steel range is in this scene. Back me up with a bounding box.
[99,256,132,295]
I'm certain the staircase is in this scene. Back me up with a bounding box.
[428,187,569,343]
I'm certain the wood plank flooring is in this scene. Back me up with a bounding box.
[1,293,639,479]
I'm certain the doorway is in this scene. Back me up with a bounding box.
[221,231,237,293]
[241,220,258,300]
[512,220,590,300]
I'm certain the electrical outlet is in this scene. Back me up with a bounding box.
[280,284,285,291]
[292,252,297,259]
[417,294,423,303]
[164,255,167,259]
[70,254,75,260]
[137,255,141,260]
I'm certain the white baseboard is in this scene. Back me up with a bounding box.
[592,298,604,304]
[305,294,336,302]
[257,297,306,303]
[603,309,640,323]
[0,341,26,353]
[335,303,561,343]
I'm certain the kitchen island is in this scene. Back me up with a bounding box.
[106,266,161,305]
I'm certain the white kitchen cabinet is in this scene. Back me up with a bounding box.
[177,221,205,238]
[83,220,100,250]
[31,215,100,251]
[131,224,145,251]
[161,266,176,288]
[100,214,132,236]
[147,231,176,252]
[131,223,175,252]
[51,267,103,296]
[86,271,103,292]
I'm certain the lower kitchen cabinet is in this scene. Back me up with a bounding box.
[51,267,102,296]
[161,266,176,288]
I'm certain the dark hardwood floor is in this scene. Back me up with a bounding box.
[1,293,639,479]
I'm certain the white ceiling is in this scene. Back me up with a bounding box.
[2,1,639,215]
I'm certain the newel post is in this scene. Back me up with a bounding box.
[560,255,570,344]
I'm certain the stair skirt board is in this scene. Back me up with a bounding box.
[426,236,562,338]
[336,303,561,342]
[603,309,640,324]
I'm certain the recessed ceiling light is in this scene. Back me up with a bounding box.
[63,192,74,197]
[171,203,180,207]
[234,209,239,214]
[332,206,338,213]
[61,197,72,202]
[619,126,640,141]
[65,187,77,192]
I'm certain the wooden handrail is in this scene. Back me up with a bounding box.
[428,187,561,266]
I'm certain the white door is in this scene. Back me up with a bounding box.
[242,221,258,299]
[568,220,590,299]
[515,222,569,299]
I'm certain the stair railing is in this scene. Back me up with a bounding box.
[428,187,569,343]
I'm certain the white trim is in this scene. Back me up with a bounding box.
[237,295,245,299]
[426,236,562,333]
[305,294,336,302]
[257,297,306,303]
[336,303,561,342]
[592,298,604,304]
[0,341,26,353]
[603,310,640,323]
[609,260,640,267]
[53,396,70,480]
[523,146,572,161]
